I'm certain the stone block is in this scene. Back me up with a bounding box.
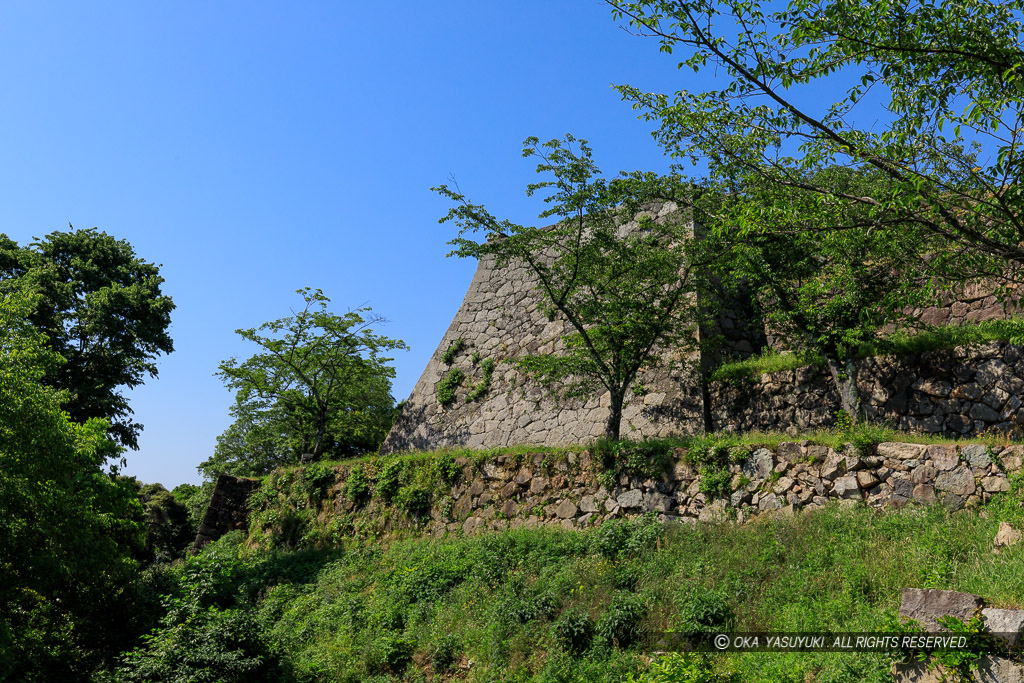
[856,470,880,489]
[899,588,983,631]
[935,466,977,497]
[878,442,927,460]
[833,475,862,499]
[962,444,993,469]
[927,445,960,471]
[554,500,578,519]
[994,522,1022,551]
[982,608,1024,648]
[982,476,1011,493]
[913,483,936,503]
[617,489,643,509]
[742,448,773,480]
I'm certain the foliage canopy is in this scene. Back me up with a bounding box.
[211,288,406,473]
[0,227,174,450]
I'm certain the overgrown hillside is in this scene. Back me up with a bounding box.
[99,438,1024,683]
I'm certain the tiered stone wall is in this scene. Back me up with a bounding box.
[710,342,1024,438]
[383,200,1023,454]
[381,202,705,454]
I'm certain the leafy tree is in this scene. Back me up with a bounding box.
[0,227,174,450]
[129,481,196,564]
[608,0,1024,274]
[0,286,146,681]
[212,288,406,471]
[437,135,714,439]
[702,166,941,419]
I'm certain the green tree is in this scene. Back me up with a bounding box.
[0,286,146,681]
[609,0,1024,272]
[213,288,406,470]
[129,481,196,564]
[0,227,174,450]
[437,136,713,439]
[701,166,941,420]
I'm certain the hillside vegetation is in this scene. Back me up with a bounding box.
[99,439,1024,683]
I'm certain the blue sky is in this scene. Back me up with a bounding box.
[0,2,702,487]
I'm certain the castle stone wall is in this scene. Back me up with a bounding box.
[381,202,705,454]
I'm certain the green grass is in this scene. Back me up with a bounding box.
[711,317,1024,382]
[106,479,1024,682]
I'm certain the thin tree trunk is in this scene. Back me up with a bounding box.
[825,356,862,423]
[606,390,624,440]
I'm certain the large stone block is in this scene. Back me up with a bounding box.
[899,588,983,631]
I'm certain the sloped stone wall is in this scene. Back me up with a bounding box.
[381,202,705,454]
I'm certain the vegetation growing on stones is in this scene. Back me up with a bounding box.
[436,366,464,406]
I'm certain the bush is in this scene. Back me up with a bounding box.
[676,588,734,634]
[554,607,595,654]
[297,462,335,497]
[626,652,739,683]
[431,633,460,673]
[395,484,431,517]
[441,337,465,365]
[437,367,464,405]
[375,460,404,501]
[345,464,370,504]
[593,515,664,561]
[597,592,645,648]
[365,632,414,675]
[433,452,461,484]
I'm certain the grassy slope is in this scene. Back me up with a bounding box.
[106,447,1024,683]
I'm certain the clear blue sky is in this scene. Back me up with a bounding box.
[0,1,704,487]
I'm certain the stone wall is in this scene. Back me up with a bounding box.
[191,473,260,553]
[381,202,705,454]
[710,342,1024,438]
[383,200,1023,454]
[269,442,1023,541]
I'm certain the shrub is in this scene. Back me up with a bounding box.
[467,357,496,402]
[441,337,466,365]
[597,592,645,648]
[676,588,734,634]
[626,652,739,683]
[375,460,404,501]
[554,608,595,655]
[592,515,664,561]
[345,464,370,504]
[297,462,335,498]
[395,484,431,517]
[431,633,460,673]
[698,466,732,500]
[433,452,461,484]
[365,632,414,675]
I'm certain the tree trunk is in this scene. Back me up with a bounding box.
[311,415,327,459]
[825,356,862,423]
[605,390,624,440]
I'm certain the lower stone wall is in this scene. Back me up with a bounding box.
[710,341,1024,438]
[240,441,1023,545]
